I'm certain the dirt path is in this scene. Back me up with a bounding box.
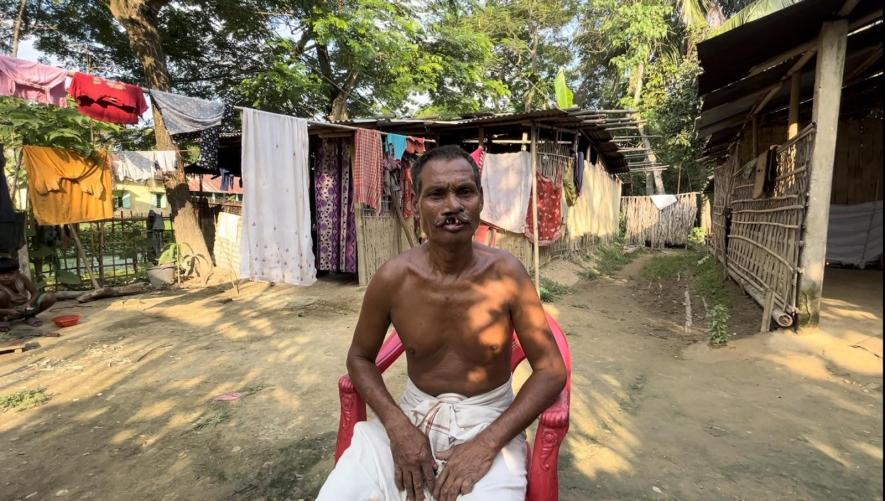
[1,252,881,500]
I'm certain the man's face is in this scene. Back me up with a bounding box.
[414,157,483,245]
[0,271,15,285]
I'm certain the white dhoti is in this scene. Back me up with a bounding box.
[317,378,527,501]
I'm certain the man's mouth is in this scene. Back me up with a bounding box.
[436,215,469,231]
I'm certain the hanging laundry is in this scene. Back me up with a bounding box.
[239,108,316,286]
[148,89,225,134]
[406,136,426,155]
[23,146,113,225]
[566,160,594,237]
[470,146,485,175]
[563,158,577,206]
[68,72,147,124]
[479,151,532,234]
[0,55,68,107]
[574,150,585,194]
[525,171,564,246]
[353,129,384,212]
[314,139,358,273]
[110,150,177,182]
[386,134,408,159]
[650,194,678,210]
[401,151,418,218]
[168,104,232,171]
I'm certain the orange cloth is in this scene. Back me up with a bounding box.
[23,145,113,225]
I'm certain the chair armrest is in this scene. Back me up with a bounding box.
[527,383,570,501]
[334,374,367,463]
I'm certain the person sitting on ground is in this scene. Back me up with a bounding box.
[0,257,56,332]
[317,145,567,501]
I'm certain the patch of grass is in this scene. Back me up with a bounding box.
[594,241,639,276]
[580,267,599,280]
[1,388,50,412]
[539,278,571,303]
[640,250,733,342]
[191,407,230,430]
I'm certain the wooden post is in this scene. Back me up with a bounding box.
[68,224,101,290]
[477,128,485,151]
[751,115,758,158]
[798,20,848,326]
[788,73,801,139]
[530,126,540,294]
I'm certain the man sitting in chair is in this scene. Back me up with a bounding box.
[0,257,56,332]
[317,145,567,501]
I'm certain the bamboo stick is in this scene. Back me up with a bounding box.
[530,126,540,293]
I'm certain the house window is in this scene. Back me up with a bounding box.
[154,193,167,209]
[114,191,132,209]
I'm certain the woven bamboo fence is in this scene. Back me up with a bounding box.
[355,201,414,285]
[620,193,699,248]
[721,125,815,327]
[711,156,736,263]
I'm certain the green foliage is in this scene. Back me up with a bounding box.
[554,67,575,109]
[712,0,802,37]
[539,278,571,302]
[0,97,118,161]
[0,388,50,412]
[689,227,706,245]
[158,242,207,280]
[708,303,729,345]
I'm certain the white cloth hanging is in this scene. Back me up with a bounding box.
[650,194,677,210]
[110,151,177,182]
[480,152,532,234]
[239,108,316,285]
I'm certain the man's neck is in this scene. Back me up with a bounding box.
[426,240,474,276]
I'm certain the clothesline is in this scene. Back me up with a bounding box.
[58,68,435,141]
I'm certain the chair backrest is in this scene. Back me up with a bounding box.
[373,312,572,381]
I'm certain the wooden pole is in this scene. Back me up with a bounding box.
[530,126,540,294]
[788,73,801,139]
[68,224,101,290]
[798,20,848,326]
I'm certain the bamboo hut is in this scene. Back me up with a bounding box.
[313,109,635,286]
[696,0,882,327]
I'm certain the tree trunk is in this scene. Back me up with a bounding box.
[630,62,665,195]
[328,71,360,121]
[11,0,28,57]
[108,0,213,281]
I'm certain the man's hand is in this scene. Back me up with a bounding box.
[432,438,497,501]
[389,420,436,501]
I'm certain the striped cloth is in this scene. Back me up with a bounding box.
[354,129,384,211]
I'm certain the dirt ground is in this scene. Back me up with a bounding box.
[1,250,882,501]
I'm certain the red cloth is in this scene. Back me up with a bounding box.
[525,172,563,246]
[470,147,484,174]
[353,129,383,211]
[406,136,426,154]
[68,72,147,124]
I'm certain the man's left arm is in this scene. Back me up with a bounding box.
[433,256,566,501]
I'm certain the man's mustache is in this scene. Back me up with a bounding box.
[433,213,472,227]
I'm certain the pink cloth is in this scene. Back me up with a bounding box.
[353,129,383,212]
[0,55,68,107]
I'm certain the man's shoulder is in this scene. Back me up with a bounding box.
[474,242,528,275]
[370,247,422,285]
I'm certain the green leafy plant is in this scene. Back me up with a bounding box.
[539,278,571,303]
[708,303,730,346]
[158,242,207,283]
[1,388,50,412]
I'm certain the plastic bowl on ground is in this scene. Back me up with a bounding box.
[52,314,81,328]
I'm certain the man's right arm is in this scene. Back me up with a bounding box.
[345,260,436,501]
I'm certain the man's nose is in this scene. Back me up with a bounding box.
[441,192,464,213]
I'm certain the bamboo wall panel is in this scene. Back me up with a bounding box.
[621,193,699,248]
[724,125,814,322]
[711,156,736,264]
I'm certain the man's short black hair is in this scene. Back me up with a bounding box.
[412,145,481,195]
[0,257,19,274]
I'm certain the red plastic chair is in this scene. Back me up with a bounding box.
[335,312,572,501]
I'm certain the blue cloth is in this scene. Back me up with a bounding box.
[575,151,585,194]
[384,134,408,159]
